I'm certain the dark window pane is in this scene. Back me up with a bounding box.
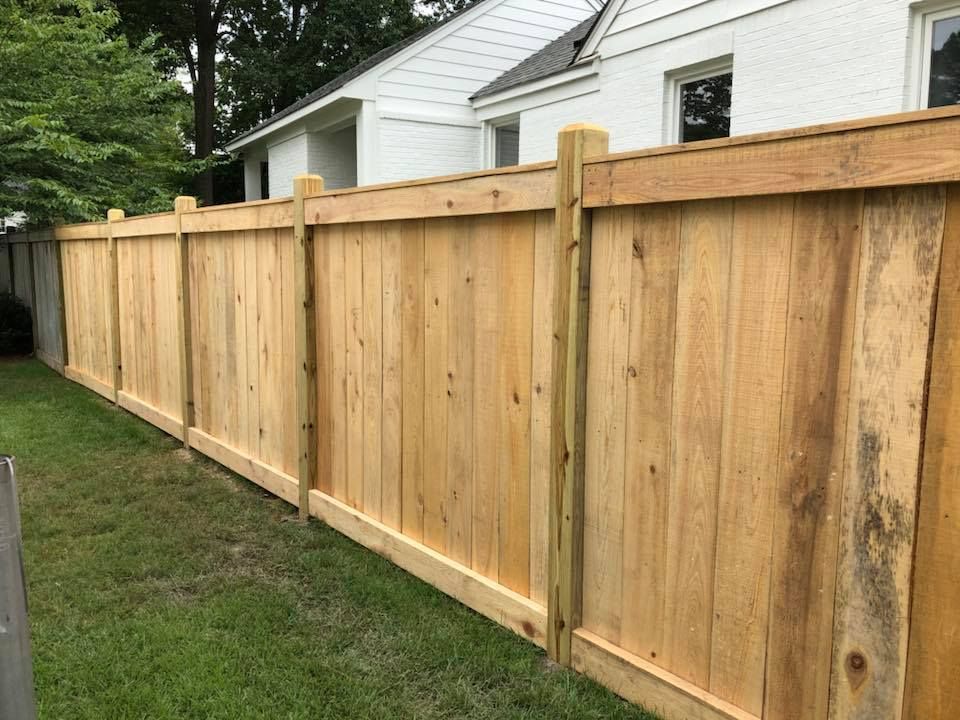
[929,15,960,108]
[680,71,732,142]
[260,161,269,200]
[495,124,520,167]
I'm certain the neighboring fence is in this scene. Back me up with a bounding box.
[1,229,66,371]
[15,106,960,720]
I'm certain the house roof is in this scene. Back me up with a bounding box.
[228,2,481,147]
[470,12,600,100]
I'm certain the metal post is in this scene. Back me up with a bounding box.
[0,456,37,720]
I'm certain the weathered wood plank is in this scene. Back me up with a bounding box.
[829,185,946,720]
[903,183,960,720]
[764,191,863,720]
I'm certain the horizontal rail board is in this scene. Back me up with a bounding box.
[584,111,960,206]
[64,366,114,401]
[111,213,176,238]
[304,167,556,224]
[308,489,548,648]
[117,392,183,439]
[186,428,301,506]
[181,199,294,233]
[571,630,757,720]
[55,224,109,241]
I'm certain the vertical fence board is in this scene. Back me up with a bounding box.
[362,222,384,520]
[381,224,404,530]
[328,225,349,504]
[619,203,682,662]
[423,218,450,552]
[662,199,733,688]
[582,206,632,643]
[400,220,425,540]
[764,191,863,720]
[446,217,474,567]
[903,182,960,720]
[345,224,365,509]
[829,185,946,720]
[709,195,793,714]
[471,215,500,581]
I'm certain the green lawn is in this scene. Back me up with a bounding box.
[0,359,658,720]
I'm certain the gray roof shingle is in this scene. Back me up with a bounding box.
[470,12,600,100]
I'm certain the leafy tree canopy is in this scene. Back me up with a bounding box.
[0,0,193,225]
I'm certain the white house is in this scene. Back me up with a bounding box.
[225,0,604,198]
[227,0,960,197]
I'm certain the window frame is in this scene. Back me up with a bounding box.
[663,56,733,145]
[914,3,960,109]
[483,115,521,170]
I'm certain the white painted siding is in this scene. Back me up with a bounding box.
[512,0,923,163]
[242,146,267,201]
[377,118,481,183]
[377,0,600,124]
[309,126,357,190]
[268,133,309,198]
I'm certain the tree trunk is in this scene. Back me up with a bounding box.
[194,5,217,206]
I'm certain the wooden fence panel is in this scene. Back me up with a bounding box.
[190,228,298,479]
[0,242,11,293]
[31,241,65,370]
[61,235,113,396]
[116,233,182,429]
[314,210,554,603]
[11,243,33,310]
[579,186,949,719]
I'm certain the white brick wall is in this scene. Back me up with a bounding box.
[267,133,309,198]
[378,118,481,183]
[308,126,357,190]
[516,0,923,162]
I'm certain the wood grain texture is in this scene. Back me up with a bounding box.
[619,203,681,663]
[380,223,404,531]
[362,222,384,520]
[445,217,474,567]
[903,183,960,720]
[584,112,960,207]
[709,195,793,714]
[764,191,863,720]
[327,225,349,504]
[344,224,364,509]
[581,206,632,644]
[423,218,450,552]
[470,215,501,581]
[400,220,425,541]
[662,199,733,688]
[829,185,946,720]
[497,212,534,596]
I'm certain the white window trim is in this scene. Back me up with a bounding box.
[662,56,733,145]
[908,2,960,110]
[482,115,520,170]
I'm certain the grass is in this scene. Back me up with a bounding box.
[0,359,659,720]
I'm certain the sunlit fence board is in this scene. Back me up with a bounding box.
[61,235,113,392]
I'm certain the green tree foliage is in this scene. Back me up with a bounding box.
[0,0,192,225]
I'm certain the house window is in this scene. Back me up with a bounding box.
[673,65,733,143]
[919,6,960,108]
[494,121,520,168]
[259,161,269,200]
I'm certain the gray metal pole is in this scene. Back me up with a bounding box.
[0,456,37,720]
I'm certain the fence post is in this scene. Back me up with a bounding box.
[0,456,38,720]
[547,123,609,666]
[106,209,125,403]
[294,174,324,520]
[174,196,198,448]
[54,233,68,373]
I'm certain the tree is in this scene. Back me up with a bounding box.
[0,0,192,226]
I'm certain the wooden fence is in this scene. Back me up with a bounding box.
[9,106,960,720]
